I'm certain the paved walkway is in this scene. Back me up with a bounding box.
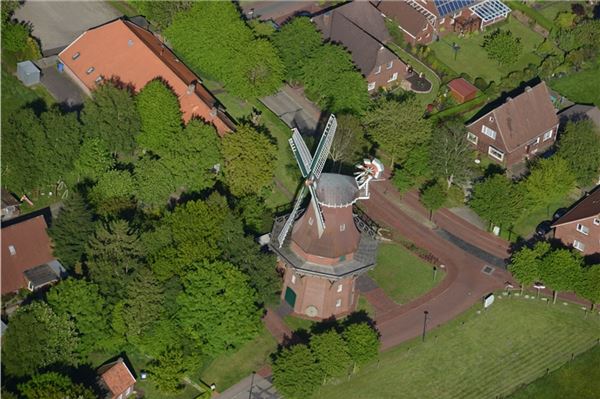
[216,367,278,399]
[262,307,292,344]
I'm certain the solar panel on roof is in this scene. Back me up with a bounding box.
[434,0,477,17]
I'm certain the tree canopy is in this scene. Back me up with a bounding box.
[310,330,352,380]
[509,242,550,293]
[482,29,523,65]
[343,322,379,366]
[18,372,95,399]
[523,157,575,209]
[430,120,472,188]
[273,344,322,399]
[329,114,369,168]
[470,174,524,228]
[272,17,322,83]
[540,249,583,303]
[557,119,600,186]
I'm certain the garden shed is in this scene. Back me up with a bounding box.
[448,78,478,104]
[16,61,40,86]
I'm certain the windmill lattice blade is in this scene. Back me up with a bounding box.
[289,128,312,178]
[308,184,326,238]
[310,115,337,179]
[277,186,307,247]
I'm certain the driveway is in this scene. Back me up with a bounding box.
[14,1,122,56]
[260,85,322,135]
[35,56,85,107]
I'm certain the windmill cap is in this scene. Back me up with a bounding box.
[315,174,359,207]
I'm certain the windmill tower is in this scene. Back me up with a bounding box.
[270,115,384,320]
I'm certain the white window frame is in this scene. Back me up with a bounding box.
[386,60,393,69]
[488,146,504,161]
[543,129,553,141]
[291,274,296,284]
[573,239,585,252]
[467,132,478,144]
[86,66,95,75]
[367,82,376,91]
[335,298,342,307]
[576,223,589,235]
[340,223,346,232]
[374,65,382,75]
[593,218,600,226]
[481,125,497,140]
[8,245,16,256]
[337,284,343,293]
[308,217,313,225]
[388,72,398,82]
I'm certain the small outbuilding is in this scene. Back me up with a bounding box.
[16,61,41,86]
[448,78,478,104]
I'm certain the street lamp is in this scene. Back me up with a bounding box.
[422,311,429,342]
[432,266,437,282]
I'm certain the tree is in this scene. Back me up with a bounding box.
[557,119,600,186]
[391,145,432,192]
[133,156,176,210]
[554,19,600,54]
[509,241,550,294]
[18,372,95,399]
[222,124,277,197]
[420,180,447,220]
[430,120,472,189]
[272,344,321,399]
[81,81,141,154]
[302,43,370,115]
[272,17,323,83]
[343,322,379,369]
[540,249,583,304]
[470,174,524,229]
[132,0,191,29]
[166,2,283,98]
[482,29,523,65]
[577,265,600,310]
[73,137,113,181]
[47,279,111,355]
[329,114,369,170]
[523,157,575,209]
[177,261,261,355]
[88,169,135,213]
[48,191,96,271]
[310,330,352,381]
[2,302,78,376]
[135,79,182,154]
[365,95,431,166]
[148,347,186,393]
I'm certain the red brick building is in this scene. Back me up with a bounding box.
[552,188,600,258]
[59,19,234,135]
[375,0,511,45]
[313,1,409,93]
[98,358,136,399]
[465,82,559,167]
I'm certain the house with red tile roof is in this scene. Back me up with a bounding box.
[58,18,235,136]
[552,187,600,259]
[98,358,136,399]
[1,215,66,295]
[465,82,559,167]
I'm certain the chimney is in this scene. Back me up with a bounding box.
[505,96,512,103]
[160,44,165,56]
[187,82,195,95]
[525,86,532,92]
[210,107,218,117]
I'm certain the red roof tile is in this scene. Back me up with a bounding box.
[448,78,478,98]
[99,360,136,398]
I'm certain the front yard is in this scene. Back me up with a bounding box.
[429,16,544,84]
[549,62,600,107]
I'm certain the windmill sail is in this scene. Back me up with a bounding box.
[308,183,325,237]
[289,129,312,178]
[278,186,307,247]
[310,115,337,179]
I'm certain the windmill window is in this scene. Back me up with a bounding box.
[308,217,314,226]
[340,224,346,232]
[86,66,95,75]
[8,245,16,256]
[336,299,342,307]
[291,274,296,284]
[72,52,80,60]
[337,284,343,293]
[593,218,600,226]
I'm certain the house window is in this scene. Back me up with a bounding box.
[529,137,540,145]
[576,224,589,235]
[386,60,393,69]
[488,146,504,161]
[374,65,381,75]
[594,218,600,226]
[340,223,346,232]
[573,240,585,252]
[86,66,95,75]
[336,299,342,307]
[72,52,80,60]
[543,129,553,141]
[8,245,16,256]
[388,72,398,82]
[467,132,478,144]
[27,281,34,291]
[367,82,376,91]
[337,284,343,293]
[291,274,296,284]
[481,125,497,139]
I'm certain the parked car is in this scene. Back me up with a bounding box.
[535,221,552,237]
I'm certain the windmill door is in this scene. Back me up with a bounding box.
[284,287,297,307]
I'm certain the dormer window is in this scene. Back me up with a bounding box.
[386,61,393,69]
[72,52,80,60]
[95,75,103,83]
[374,65,381,75]
[128,39,134,47]
[86,67,95,75]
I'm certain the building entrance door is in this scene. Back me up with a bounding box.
[284,287,297,308]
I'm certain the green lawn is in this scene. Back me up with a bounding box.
[369,243,442,304]
[284,314,314,332]
[550,63,600,107]
[429,16,544,84]
[199,325,277,391]
[509,345,600,399]
[314,296,600,399]
[1,68,54,118]
[535,1,572,23]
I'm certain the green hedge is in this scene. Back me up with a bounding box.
[506,1,554,31]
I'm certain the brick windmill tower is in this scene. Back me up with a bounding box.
[270,115,383,320]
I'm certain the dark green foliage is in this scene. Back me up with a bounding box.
[470,174,524,228]
[273,17,323,83]
[302,43,370,114]
[365,95,431,166]
[166,2,283,98]
[81,81,141,154]
[131,0,191,29]
[577,265,600,306]
[177,261,261,355]
[343,322,379,366]
[135,79,182,154]
[18,372,95,399]
[523,157,575,209]
[73,137,113,181]
[540,249,583,300]
[430,120,472,189]
[1,19,29,53]
[2,302,78,376]
[222,124,277,197]
[310,330,352,380]
[391,145,432,192]
[148,347,186,393]
[133,156,176,210]
[482,29,523,65]
[46,279,111,355]
[272,344,322,399]
[89,169,135,214]
[554,19,600,54]
[509,242,550,293]
[48,191,96,271]
[420,180,447,213]
[557,120,600,186]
